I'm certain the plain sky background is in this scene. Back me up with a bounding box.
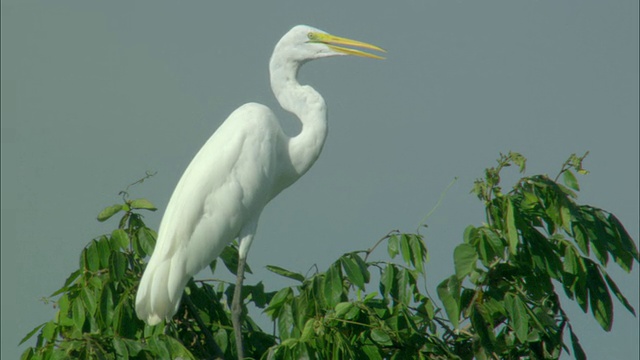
[2,1,638,359]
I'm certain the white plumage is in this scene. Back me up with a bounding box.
[136,103,283,325]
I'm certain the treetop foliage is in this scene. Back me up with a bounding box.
[21,153,638,360]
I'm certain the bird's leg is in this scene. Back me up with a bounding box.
[233,225,256,360]
[232,255,247,360]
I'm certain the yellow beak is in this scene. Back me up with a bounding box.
[307,32,386,60]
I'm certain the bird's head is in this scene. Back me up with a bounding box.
[274,25,386,63]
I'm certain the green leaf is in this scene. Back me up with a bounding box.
[109,252,127,281]
[219,245,251,275]
[118,212,130,230]
[581,207,612,267]
[19,323,46,345]
[563,245,579,275]
[113,338,129,359]
[463,225,477,244]
[409,234,427,271]
[55,294,73,327]
[482,296,506,319]
[123,338,143,356]
[395,268,415,305]
[379,264,395,298]
[522,192,540,213]
[144,321,165,337]
[364,291,377,302]
[20,348,34,360]
[509,151,527,172]
[572,222,590,256]
[471,302,496,352]
[72,299,85,331]
[506,294,529,343]
[80,287,97,316]
[569,325,587,360]
[148,335,171,358]
[345,304,361,320]
[130,198,157,211]
[340,256,365,290]
[266,265,305,282]
[370,329,393,346]
[603,271,636,316]
[590,233,609,267]
[586,263,613,331]
[361,345,382,360]
[609,213,640,263]
[505,198,518,255]
[334,302,353,318]
[471,179,486,200]
[574,268,589,313]
[277,303,294,340]
[99,285,115,327]
[41,321,56,341]
[265,287,292,317]
[97,204,123,222]
[300,318,315,342]
[84,241,100,272]
[481,227,503,255]
[387,234,399,258]
[137,227,157,258]
[475,228,500,268]
[454,243,478,279]
[50,269,82,297]
[213,329,227,354]
[164,336,194,359]
[324,263,343,308]
[559,204,573,234]
[96,236,111,269]
[248,281,268,308]
[111,229,130,249]
[399,234,412,265]
[208,258,218,274]
[563,170,580,191]
[526,229,562,280]
[351,253,371,283]
[280,338,298,349]
[437,276,461,329]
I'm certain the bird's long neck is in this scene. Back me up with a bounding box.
[270,57,328,178]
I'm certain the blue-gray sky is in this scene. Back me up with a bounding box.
[2,1,638,359]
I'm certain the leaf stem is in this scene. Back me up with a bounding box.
[364,230,398,262]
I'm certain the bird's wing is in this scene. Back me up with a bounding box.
[136,103,281,324]
[154,102,281,272]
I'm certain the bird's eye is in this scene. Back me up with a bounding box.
[307,32,316,40]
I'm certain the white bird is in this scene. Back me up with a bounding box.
[135,24,384,357]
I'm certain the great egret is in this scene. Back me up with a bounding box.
[135,24,384,357]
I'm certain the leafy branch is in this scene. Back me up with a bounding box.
[21,154,638,360]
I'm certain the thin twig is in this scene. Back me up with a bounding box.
[183,293,225,360]
[364,230,398,262]
[119,170,157,202]
[304,263,320,278]
[417,177,458,233]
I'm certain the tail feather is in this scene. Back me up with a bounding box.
[135,251,189,325]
